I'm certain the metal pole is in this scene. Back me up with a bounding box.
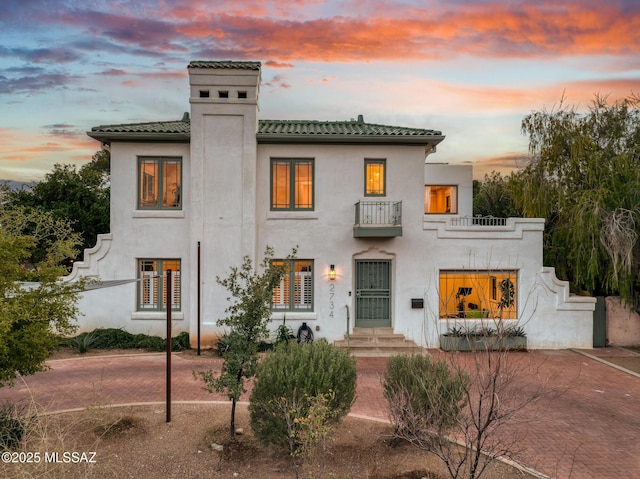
[197,241,201,355]
[345,305,350,351]
[166,269,172,423]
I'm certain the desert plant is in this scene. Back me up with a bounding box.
[273,391,337,479]
[249,340,356,452]
[383,354,468,445]
[0,401,30,451]
[275,316,295,345]
[505,326,527,337]
[70,330,98,353]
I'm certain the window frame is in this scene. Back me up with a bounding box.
[137,258,182,312]
[438,270,517,319]
[270,158,315,211]
[424,185,458,214]
[271,259,314,312]
[364,159,386,197]
[137,156,183,210]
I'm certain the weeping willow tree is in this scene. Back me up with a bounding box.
[512,93,640,307]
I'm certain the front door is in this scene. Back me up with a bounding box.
[355,260,392,327]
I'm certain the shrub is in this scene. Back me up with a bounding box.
[0,402,30,451]
[249,340,357,450]
[383,354,469,444]
[67,329,190,352]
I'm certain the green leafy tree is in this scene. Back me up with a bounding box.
[0,205,81,272]
[195,246,295,441]
[512,93,640,304]
[473,172,521,218]
[7,150,110,258]
[0,205,83,387]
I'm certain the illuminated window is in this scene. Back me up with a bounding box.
[439,270,517,319]
[271,159,314,210]
[138,259,181,311]
[425,185,457,213]
[272,260,314,311]
[365,159,386,196]
[138,157,182,209]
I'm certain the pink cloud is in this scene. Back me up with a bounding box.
[0,128,96,164]
[45,1,639,63]
[265,61,295,69]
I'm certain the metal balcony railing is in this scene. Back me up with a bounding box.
[354,201,402,226]
[451,215,508,227]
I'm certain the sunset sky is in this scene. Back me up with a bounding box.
[1,0,639,182]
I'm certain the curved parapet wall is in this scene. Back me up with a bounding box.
[524,267,596,349]
[536,267,597,311]
[63,233,113,282]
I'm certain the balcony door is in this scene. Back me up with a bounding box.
[355,260,391,328]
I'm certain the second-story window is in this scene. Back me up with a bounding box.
[138,157,182,209]
[365,159,386,196]
[271,158,314,210]
[425,185,457,213]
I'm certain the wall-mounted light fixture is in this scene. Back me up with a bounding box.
[328,264,336,281]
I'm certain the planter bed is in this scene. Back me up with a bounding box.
[439,334,527,351]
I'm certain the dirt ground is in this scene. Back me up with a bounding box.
[5,403,536,479]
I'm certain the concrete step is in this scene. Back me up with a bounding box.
[334,328,423,357]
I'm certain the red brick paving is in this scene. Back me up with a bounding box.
[1,349,639,479]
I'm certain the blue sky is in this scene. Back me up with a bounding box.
[1,0,639,181]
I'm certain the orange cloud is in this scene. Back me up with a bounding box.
[0,127,98,181]
[160,1,640,63]
[472,152,531,180]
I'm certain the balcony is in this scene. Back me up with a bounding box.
[354,201,403,238]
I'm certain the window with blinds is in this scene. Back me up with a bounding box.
[272,260,313,311]
[137,259,181,311]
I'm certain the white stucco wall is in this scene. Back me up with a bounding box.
[67,63,596,349]
[255,143,430,342]
[66,141,191,336]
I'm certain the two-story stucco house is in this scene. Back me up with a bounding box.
[65,60,596,350]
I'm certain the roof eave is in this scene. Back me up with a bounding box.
[256,134,445,146]
[87,132,191,143]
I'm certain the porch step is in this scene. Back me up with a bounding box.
[334,327,423,357]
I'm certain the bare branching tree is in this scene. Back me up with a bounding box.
[385,268,550,479]
[385,343,547,479]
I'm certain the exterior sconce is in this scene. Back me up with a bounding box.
[328,264,337,281]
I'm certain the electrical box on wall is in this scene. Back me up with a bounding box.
[411,298,424,309]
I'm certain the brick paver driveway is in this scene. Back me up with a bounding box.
[1,349,639,479]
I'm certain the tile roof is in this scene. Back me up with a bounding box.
[188,61,261,70]
[91,120,190,135]
[88,118,190,142]
[88,115,444,145]
[257,119,442,138]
